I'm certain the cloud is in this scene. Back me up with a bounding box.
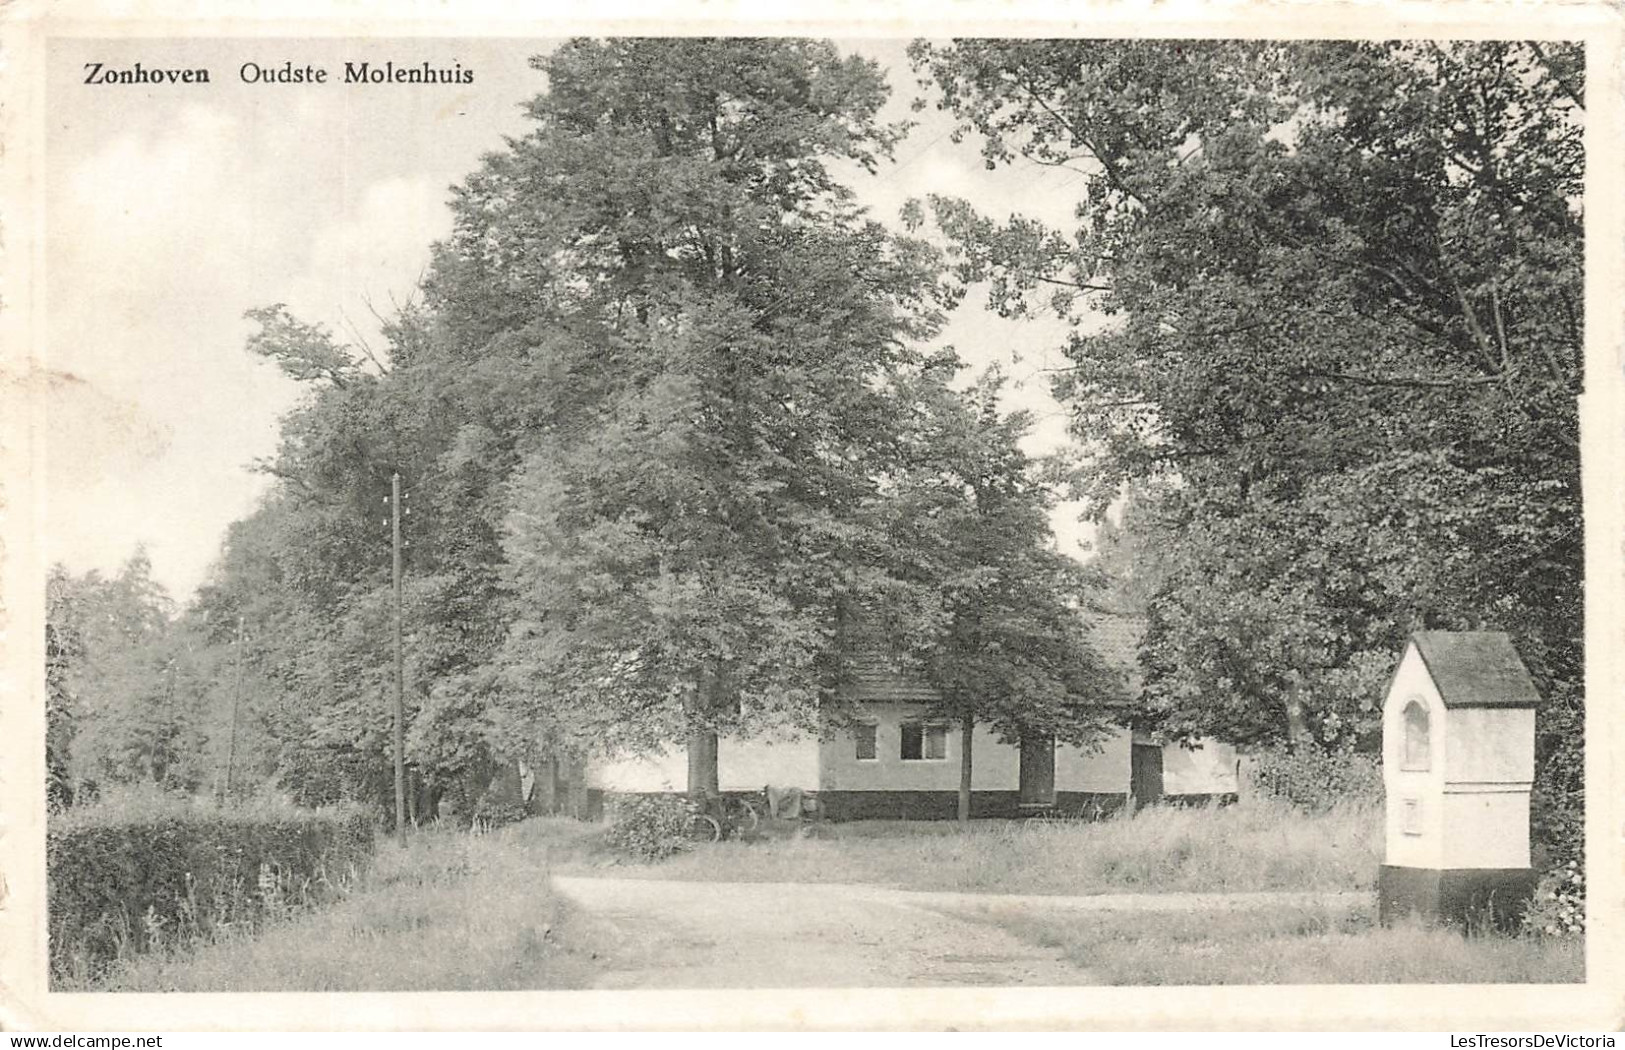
[285,175,449,349]
[45,102,453,598]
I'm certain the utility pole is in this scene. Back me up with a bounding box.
[391,471,408,847]
[222,615,244,803]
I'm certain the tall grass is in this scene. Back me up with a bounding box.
[83,819,602,992]
[959,904,1584,984]
[593,797,1382,895]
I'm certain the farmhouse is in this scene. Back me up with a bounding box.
[584,614,1239,820]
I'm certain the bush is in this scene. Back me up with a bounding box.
[47,798,376,982]
[1247,745,1383,812]
[1523,859,1585,939]
[471,797,529,833]
[1530,781,1583,871]
[602,794,693,861]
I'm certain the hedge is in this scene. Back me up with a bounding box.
[1246,745,1384,812]
[47,801,377,982]
[603,794,695,861]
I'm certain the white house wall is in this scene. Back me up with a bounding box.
[1162,740,1240,795]
[718,733,822,792]
[587,733,821,793]
[1055,728,1131,793]
[818,702,1022,792]
[587,707,1234,800]
[586,747,687,793]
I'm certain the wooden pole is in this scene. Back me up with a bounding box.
[222,615,244,803]
[958,709,974,826]
[392,471,408,847]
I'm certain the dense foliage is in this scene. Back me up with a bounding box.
[44,40,1583,866]
[162,39,1118,814]
[880,369,1123,817]
[910,40,1583,853]
[1245,745,1383,813]
[602,794,696,861]
[46,555,247,806]
[1523,859,1585,939]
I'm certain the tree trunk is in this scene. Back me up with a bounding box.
[533,755,558,815]
[1284,678,1310,750]
[685,661,722,795]
[686,662,725,796]
[958,710,974,826]
[687,729,719,796]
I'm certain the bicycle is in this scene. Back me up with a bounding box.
[1021,798,1108,825]
[683,798,723,843]
[682,791,762,843]
[727,794,763,835]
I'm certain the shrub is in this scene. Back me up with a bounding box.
[471,798,529,833]
[1247,745,1383,812]
[602,794,693,861]
[1530,782,1583,870]
[1523,859,1585,939]
[48,798,376,983]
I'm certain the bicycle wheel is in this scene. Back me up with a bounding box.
[684,813,721,843]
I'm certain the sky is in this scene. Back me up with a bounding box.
[45,37,1096,601]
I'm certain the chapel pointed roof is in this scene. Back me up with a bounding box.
[1408,631,1542,709]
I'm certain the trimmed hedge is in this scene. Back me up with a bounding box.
[48,801,376,982]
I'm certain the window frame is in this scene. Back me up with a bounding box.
[900,720,949,762]
[852,721,879,762]
[1400,698,1431,772]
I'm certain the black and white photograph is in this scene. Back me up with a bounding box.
[2,3,1621,1032]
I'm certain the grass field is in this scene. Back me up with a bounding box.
[948,902,1584,984]
[81,804,1581,989]
[585,798,1384,895]
[85,821,603,992]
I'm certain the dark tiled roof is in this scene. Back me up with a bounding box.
[846,648,941,703]
[1410,631,1542,709]
[1086,614,1146,700]
[844,613,1146,706]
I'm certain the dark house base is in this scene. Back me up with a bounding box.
[817,790,1129,822]
[1377,864,1538,931]
[588,788,1236,823]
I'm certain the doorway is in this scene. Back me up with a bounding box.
[1130,743,1164,809]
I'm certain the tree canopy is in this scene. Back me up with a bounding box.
[166,38,1118,810]
[910,41,1582,802]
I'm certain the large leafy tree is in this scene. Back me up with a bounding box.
[439,39,955,790]
[46,552,219,799]
[45,567,85,810]
[882,366,1122,822]
[199,39,961,803]
[910,41,1582,808]
[195,301,508,816]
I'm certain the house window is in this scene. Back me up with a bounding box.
[1401,699,1430,771]
[854,723,878,761]
[901,722,947,761]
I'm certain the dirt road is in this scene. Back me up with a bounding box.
[552,875,1366,989]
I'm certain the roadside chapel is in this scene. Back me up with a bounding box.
[1377,631,1541,928]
